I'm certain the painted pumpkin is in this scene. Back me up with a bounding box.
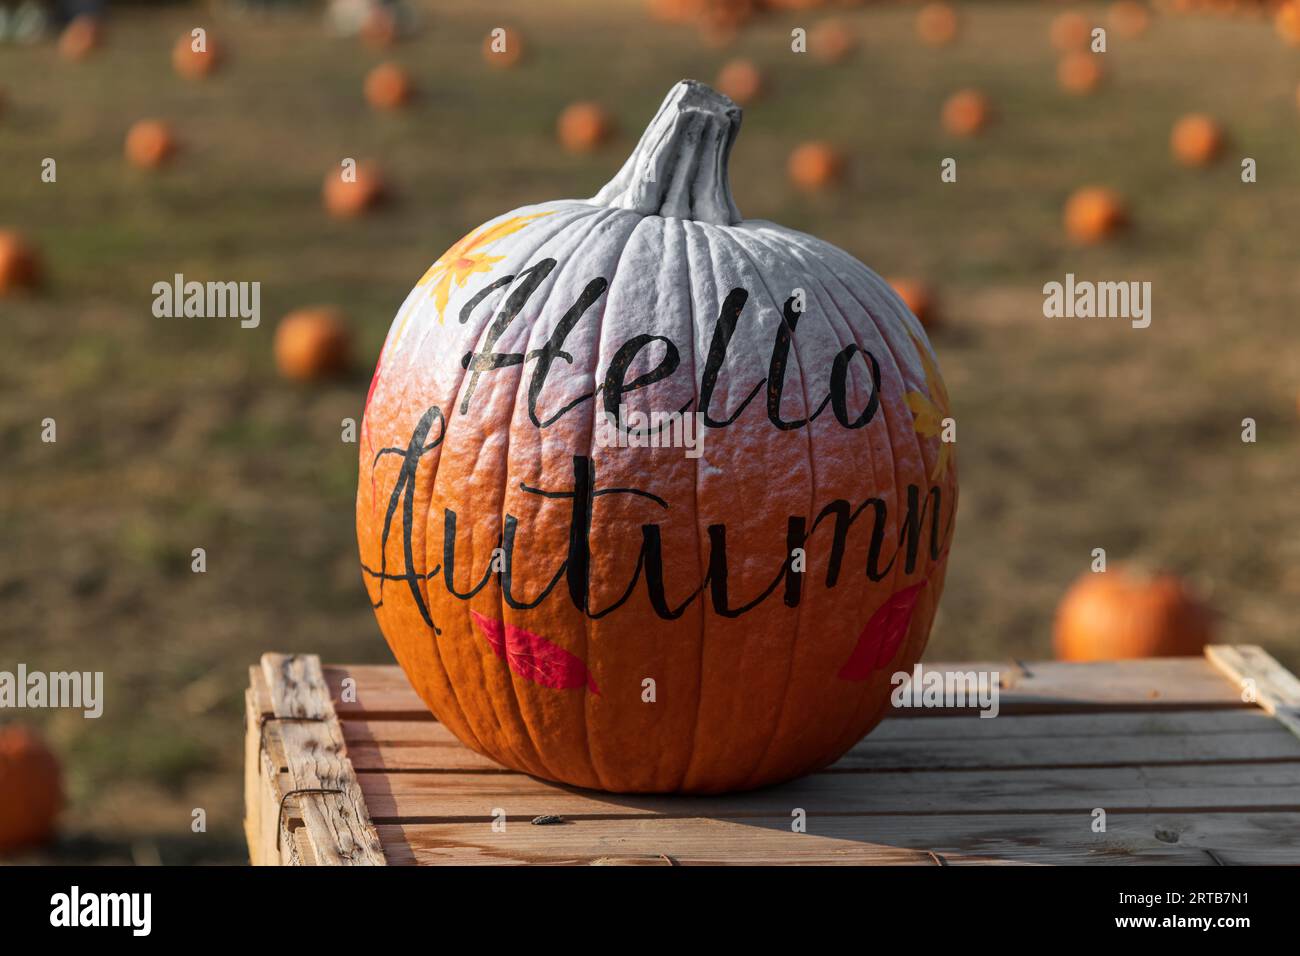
[0,231,41,295]
[941,89,992,137]
[125,120,178,170]
[1054,568,1213,661]
[275,308,352,381]
[0,725,63,852]
[1170,114,1224,166]
[365,63,414,111]
[1058,53,1103,95]
[357,80,958,794]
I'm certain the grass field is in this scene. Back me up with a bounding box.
[2,0,1298,862]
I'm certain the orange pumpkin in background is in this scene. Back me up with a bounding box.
[1109,1,1152,37]
[811,18,857,63]
[125,120,178,169]
[365,63,414,111]
[557,101,615,153]
[274,308,352,381]
[916,3,960,46]
[1054,568,1213,661]
[58,14,103,61]
[482,27,525,68]
[0,725,63,852]
[716,58,765,105]
[1276,0,1300,44]
[173,31,224,79]
[887,278,940,329]
[1050,11,1092,51]
[359,6,398,50]
[0,231,41,295]
[942,89,992,137]
[1064,186,1129,243]
[323,161,387,219]
[1058,52,1103,95]
[788,140,845,190]
[357,81,958,794]
[1170,113,1225,166]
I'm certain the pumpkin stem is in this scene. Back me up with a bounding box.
[591,80,742,226]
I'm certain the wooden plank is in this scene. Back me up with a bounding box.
[254,654,387,866]
[1206,644,1300,740]
[323,657,1248,719]
[377,811,1300,866]
[359,762,1300,820]
[342,709,1300,773]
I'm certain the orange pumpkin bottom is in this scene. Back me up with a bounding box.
[359,459,951,793]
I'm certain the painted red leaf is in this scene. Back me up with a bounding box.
[470,611,599,694]
[837,582,926,681]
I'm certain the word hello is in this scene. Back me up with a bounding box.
[890,664,999,718]
[151,273,261,328]
[595,406,706,458]
[0,664,102,718]
[1042,274,1151,329]
[50,887,151,937]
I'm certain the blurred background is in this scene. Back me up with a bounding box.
[1,0,1298,863]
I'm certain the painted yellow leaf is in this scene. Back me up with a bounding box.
[904,329,953,482]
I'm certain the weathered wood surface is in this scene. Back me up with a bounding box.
[247,645,1300,865]
[244,653,386,865]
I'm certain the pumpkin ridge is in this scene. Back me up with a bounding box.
[753,228,944,759]
[708,227,821,789]
[479,206,634,786]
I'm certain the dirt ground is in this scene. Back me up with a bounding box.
[1,1,1297,862]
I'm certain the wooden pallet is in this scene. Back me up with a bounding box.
[244,645,1300,865]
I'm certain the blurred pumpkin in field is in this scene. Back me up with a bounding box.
[1058,52,1103,94]
[365,62,413,111]
[125,120,178,169]
[275,308,352,381]
[1171,114,1224,166]
[1050,11,1092,51]
[1109,1,1151,37]
[1064,186,1128,243]
[697,1,755,47]
[812,18,857,63]
[58,14,103,61]
[716,58,764,105]
[173,31,224,79]
[887,278,940,329]
[787,141,845,191]
[647,0,706,22]
[0,231,41,295]
[360,6,398,49]
[557,102,615,153]
[482,27,525,68]
[942,89,992,137]
[323,161,387,219]
[1054,568,1213,661]
[0,725,62,853]
[916,3,959,46]
[1276,0,1300,43]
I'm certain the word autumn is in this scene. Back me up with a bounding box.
[151,273,261,327]
[364,407,952,636]
[454,258,888,436]
[50,886,151,936]
[1042,274,1151,328]
[0,664,102,718]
